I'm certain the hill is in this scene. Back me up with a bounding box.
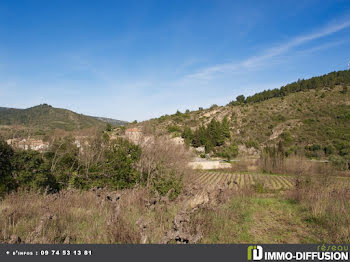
[0,104,125,131]
[143,70,350,169]
[91,116,127,126]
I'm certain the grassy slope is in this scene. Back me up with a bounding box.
[195,196,322,243]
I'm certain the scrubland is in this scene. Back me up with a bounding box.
[1,154,349,244]
[1,70,350,244]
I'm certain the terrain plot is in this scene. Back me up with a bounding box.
[191,171,294,190]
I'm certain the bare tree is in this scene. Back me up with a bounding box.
[137,134,193,194]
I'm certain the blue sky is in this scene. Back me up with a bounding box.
[0,0,350,121]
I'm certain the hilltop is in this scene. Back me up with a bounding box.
[0,104,126,132]
[142,70,350,169]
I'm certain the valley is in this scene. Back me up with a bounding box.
[0,70,349,244]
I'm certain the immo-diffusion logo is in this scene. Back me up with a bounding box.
[247,245,263,261]
[247,245,349,261]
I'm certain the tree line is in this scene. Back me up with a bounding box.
[229,70,350,105]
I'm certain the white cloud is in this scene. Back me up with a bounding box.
[186,18,350,80]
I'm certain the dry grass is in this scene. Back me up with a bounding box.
[1,189,114,243]
[0,189,140,243]
[229,155,350,242]
[230,156,315,175]
[230,159,257,172]
[1,173,349,243]
[0,187,185,244]
[288,173,350,243]
[230,154,349,177]
[1,149,349,244]
[0,180,247,244]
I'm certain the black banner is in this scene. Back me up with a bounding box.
[0,244,349,262]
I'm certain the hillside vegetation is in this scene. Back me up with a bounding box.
[0,104,125,132]
[145,70,350,170]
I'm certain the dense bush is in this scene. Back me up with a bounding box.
[0,135,143,194]
[181,127,193,146]
[44,136,80,187]
[0,139,16,195]
[59,136,142,190]
[11,150,59,193]
[2,133,192,195]
[217,143,238,161]
[324,145,335,156]
[151,169,183,200]
[89,138,141,189]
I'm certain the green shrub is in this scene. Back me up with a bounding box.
[252,181,266,193]
[12,150,59,193]
[93,138,142,189]
[324,145,335,156]
[1,134,146,194]
[218,143,238,161]
[341,86,348,94]
[329,155,348,170]
[272,114,286,122]
[44,137,79,187]
[181,126,193,146]
[167,125,182,133]
[310,144,321,151]
[30,172,58,193]
[105,123,112,131]
[236,95,245,103]
[280,131,293,146]
[151,169,183,200]
[0,139,15,195]
[68,172,88,190]
[245,139,259,149]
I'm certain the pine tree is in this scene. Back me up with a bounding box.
[181,126,193,146]
[222,116,231,138]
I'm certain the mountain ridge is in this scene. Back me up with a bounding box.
[0,104,126,131]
